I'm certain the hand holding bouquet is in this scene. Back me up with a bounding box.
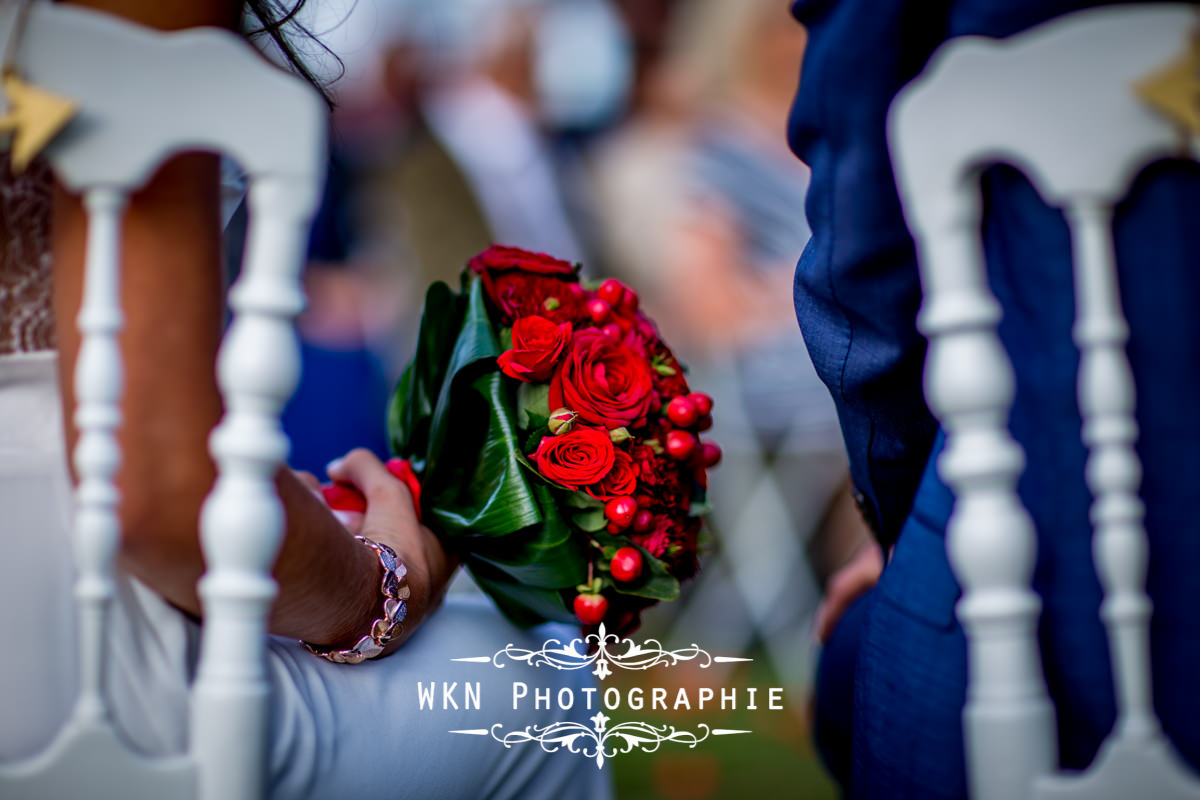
[350,246,719,633]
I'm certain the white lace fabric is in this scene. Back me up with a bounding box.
[0,159,54,355]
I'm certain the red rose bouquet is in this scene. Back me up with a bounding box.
[384,245,718,631]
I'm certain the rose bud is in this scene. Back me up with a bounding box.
[633,509,654,532]
[574,592,608,625]
[700,442,722,467]
[604,496,638,529]
[608,426,632,444]
[665,429,697,461]
[597,278,625,307]
[548,408,577,435]
[689,392,714,416]
[666,395,700,428]
[587,297,611,323]
[610,546,643,583]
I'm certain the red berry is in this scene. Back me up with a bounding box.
[620,288,639,313]
[665,429,697,461]
[606,521,623,534]
[587,298,611,323]
[696,414,713,432]
[700,442,722,467]
[574,593,608,625]
[604,496,638,528]
[635,494,653,509]
[601,323,622,339]
[633,509,654,532]
[649,394,663,413]
[597,278,625,306]
[689,393,714,416]
[567,283,586,298]
[666,396,699,428]
[610,547,643,583]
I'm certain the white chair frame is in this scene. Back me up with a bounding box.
[0,4,325,799]
[889,5,1200,799]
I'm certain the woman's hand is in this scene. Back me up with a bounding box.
[325,449,458,651]
[813,539,883,644]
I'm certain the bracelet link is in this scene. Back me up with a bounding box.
[302,535,410,664]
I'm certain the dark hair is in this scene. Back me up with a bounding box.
[242,0,342,106]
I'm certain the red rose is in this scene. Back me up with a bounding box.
[531,428,616,490]
[498,316,572,382]
[470,245,580,323]
[487,273,587,326]
[469,244,577,278]
[550,330,655,430]
[586,449,638,500]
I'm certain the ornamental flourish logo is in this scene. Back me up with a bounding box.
[426,624,782,769]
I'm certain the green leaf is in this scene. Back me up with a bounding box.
[563,491,603,510]
[387,282,464,471]
[470,567,576,627]
[517,382,551,429]
[571,508,608,533]
[465,484,588,587]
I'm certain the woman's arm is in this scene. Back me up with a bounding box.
[52,0,453,653]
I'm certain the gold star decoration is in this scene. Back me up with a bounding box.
[1133,32,1200,138]
[0,70,77,173]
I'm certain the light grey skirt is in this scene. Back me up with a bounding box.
[0,351,610,799]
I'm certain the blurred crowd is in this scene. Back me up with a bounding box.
[276,0,868,693]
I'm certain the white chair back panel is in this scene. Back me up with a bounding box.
[22,3,324,190]
[889,5,1200,800]
[0,4,325,800]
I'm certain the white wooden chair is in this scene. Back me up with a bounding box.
[889,4,1200,799]
[0,4,325,799]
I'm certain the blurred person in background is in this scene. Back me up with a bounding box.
[402,0,585,268]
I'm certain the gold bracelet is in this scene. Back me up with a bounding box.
[302,536,411,664]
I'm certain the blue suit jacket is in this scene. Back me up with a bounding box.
[791,1,1200,797]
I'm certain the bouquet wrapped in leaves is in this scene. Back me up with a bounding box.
[384,245,719,632]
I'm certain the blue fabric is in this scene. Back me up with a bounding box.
[791,1,1200,796]
[281,341,392,476]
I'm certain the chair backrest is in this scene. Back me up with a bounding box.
[0,4,325,799]
[888,5,1200,800]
